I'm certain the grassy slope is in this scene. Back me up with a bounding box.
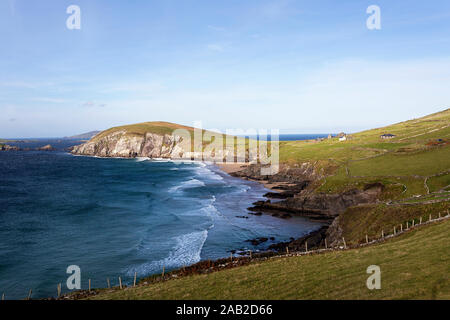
[89,219,449,300]
[278,109,450,199]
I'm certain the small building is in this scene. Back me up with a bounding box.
[339,135,347,142]
[380,133,396,139]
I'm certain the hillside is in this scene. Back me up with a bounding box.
[85,218,449,300]
[64,131,101,140]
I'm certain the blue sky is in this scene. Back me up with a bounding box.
[1,0,450,137]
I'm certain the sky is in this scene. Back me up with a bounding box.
[1,0,450,138]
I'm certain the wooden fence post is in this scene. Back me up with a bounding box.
[249,251,252,259]
[1,293,4,301]
[286,246,289,254]
[406,221,409,229]
[27,289,32,300]
[419,217,422,224]
[439,212,441,219]
[133,272,137,287]
[342,237,347,249]
[400,224,403,232]
[429,214,432,221]
[119,277,122,290]
[57,283,61,298]
[381,230,384,238]
[162,266,165,277]
[305,241,308,253]
[394,226,396,235]
[107,278,110,289]
[88,279,91,292]
[366,234,368,244]
[325,238,328,249]
[230,253,233,262]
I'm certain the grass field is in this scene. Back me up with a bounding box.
[283,109,450,200]
[87,219,449,300]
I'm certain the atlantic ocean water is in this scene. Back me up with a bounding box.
[0,139,323,299]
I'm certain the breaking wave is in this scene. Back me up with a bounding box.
[126,230,208,276]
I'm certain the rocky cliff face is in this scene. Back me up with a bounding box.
[71,130,193,159]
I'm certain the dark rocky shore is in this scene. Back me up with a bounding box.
[229,163,384,248]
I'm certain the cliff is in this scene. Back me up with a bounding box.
[71,121,247,160]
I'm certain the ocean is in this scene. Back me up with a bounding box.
[0,139,323,299]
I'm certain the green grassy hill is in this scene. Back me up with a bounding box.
[87,219,449,300]
[279,109,450,202]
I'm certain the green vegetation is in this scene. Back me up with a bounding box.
[338,202,449,245]
[281,109,450,202]
[88,219,449,300]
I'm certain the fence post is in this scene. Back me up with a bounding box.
[88,279,91,292]
[249,251,252,259]
[439,212,441,219]
[286,246,289,254]
[119,277,122,289]
[419,217,422,224]
[342,237,347,249]
[406,221,409,229]
[305,241,308,253]
[107,278,110,289]
[325,238,328,249]
[381,230,384,238]
[394,226,396,235]
[230,253,233,262]
[366,234,368,244]
[1,293,4,301]
[133,272,137,287]
[57,283,61,298]
[27,289,32,300]
[162,266,165,277]
[429,214,432,221]
[400,224,403,232]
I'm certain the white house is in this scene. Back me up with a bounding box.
[339,136,347,142]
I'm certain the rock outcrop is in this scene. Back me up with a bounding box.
[0,144,20,151]
[37,144,55,151]
[71,130,194,159]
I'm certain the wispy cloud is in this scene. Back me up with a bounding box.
[31,97,68,104]
[0,81,54,89]
[81,101,107,108]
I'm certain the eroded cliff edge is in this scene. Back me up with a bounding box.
[230,163,384,248]
[72,130,191,159]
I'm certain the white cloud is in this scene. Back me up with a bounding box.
[31,97,68,103]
